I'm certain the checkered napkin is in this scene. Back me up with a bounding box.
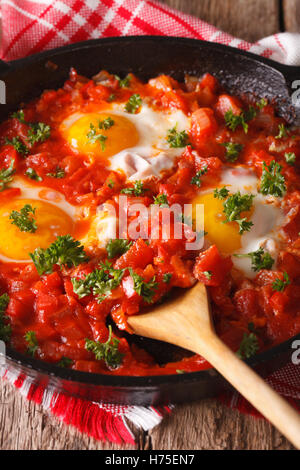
[0,0,300,445]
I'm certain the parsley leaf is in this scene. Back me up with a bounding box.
[47,167,65,179]
[275,123,288,139]
[125,94,142,114]
[27,122,51,145]
[0,293,11,342]
[108,93,116,102]
[214,186,230,200]
[98,117,114,130]
[272,271,290,292]
[237,332,259,359]
[153,194,169,206]
[222,191,255,234]
[9,204,37,233]
[115,75,130,88]
[11,110,26,123]
[30,235,88,275]
[256,98,268,110]
[106,239,132,259]
[71,262,125,303]
[0,159,15,191]
[285,152,296,165]
[221,142,243,162]
[25,168,42,181]
[85,325,124,369]
[166,126,190,148]
[191,166,208,188]
[203,271,213,280]
[24,330,38,357]
[129,268,158,303]
[5,136,29,156]
[57,357,73,368]
[86,123,107,149]
[121,180,149,196]
[260,160,286,197]
[234,247,275,272]
[163,273,173,284]
[224,106,256,134]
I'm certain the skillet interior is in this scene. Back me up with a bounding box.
[0,36,299,405]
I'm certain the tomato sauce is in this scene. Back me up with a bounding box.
[0,69,299,376]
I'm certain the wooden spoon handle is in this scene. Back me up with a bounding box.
[193,334,300,449]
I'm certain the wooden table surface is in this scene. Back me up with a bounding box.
[1,0,299,451]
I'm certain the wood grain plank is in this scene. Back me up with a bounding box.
[283,0,300,31]
[149,399,294,450]
[0,381,138,450]
[158,0,280,41]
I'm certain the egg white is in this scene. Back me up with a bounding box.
[218,167,284,278]
[61,103,190,181]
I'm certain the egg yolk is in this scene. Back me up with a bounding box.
[192,192,244,254]
[65,113,139,161]
[0,198,74,261]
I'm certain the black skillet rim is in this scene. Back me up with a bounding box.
[1,35,299,388]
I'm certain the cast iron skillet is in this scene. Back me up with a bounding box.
[0,36,299,406]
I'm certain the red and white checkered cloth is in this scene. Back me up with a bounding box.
[0,0,300,446]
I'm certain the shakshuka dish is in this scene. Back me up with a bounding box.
[0,68,299,376]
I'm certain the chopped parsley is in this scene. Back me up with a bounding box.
[47,167,65,179]
[27,122,51,145]
[214,186,230,200]
[11,110,26,123]
[106,239,133,259]
[85,325,124,369]
[220,191,255,235]
[98,117,114,130]
[153,194,169,206]
[0,159,15,191]
[224,106,256,134]
[5,136,29,156]
[121,180,149,196]
[163,273,173,284]
[237,332,259,360]
[57,357,73,368]
[256,98,267,110]
[272,272,290,292]
[203,271,213,280]
[221,142,243,162]
[24,330,38,357]
[285,152,296,165]
[191,166,208,188]
[275,123,288,139]
[260,160,286,197]
[30,235,88,275]
[125,94,142,114]
[234,247,275,272]
[25,168,42,181]
[166,126,190,148]
[9,204,37,233]
[108,93,116,102]
[115,75,130,88]
[129,268,158,304]
[71,262,125,303]
[0,293,11,342]
[86,123,107,150]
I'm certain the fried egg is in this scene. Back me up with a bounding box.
[192,167,284,278]
[0,178,77,262]
[60,103,189,180]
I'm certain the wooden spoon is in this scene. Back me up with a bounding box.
[127,282,300,449]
